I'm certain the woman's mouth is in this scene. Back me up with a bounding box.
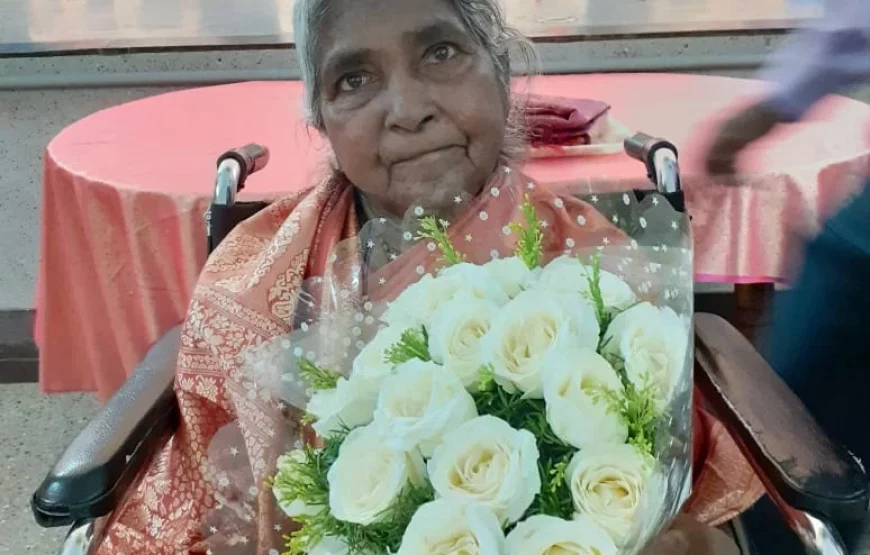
[393,146,464,168]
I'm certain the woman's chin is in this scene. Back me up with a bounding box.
[394,181,480,217]
[400,169,487,210]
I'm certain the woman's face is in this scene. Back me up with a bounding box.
[317,0,508,217]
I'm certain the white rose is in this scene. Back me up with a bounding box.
[505,514,617,555]
[602,302,688,404]
[482,289,599,397]
[397,500,505,555]
[541,347,628,449]
[307,374,379,438]
[596,270,637,312]
[429,292,499,389]
[427,415,540,524]
[373,359,477,457]
[309,325,412,438]
[352,324,407,380]
[566,444,653,544]
[482,256,538,299]
[536,255,636,312]
[273,450,320,518]
[309,538,378,555]
[381,273,462,329]
[327,424,425,525]
[382,265,505,329]
[439,262,511,305]
[536,255,586,294]
[310,536,349,555]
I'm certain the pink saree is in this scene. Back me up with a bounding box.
[98,169,762,554]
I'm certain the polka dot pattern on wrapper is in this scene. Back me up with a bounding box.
[202,174,697,553]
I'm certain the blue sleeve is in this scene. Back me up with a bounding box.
[759,0,870,121]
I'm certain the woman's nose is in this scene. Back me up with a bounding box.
[384,74,437,133]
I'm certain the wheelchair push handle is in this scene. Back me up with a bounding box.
[234,143,270,177]
[216,144,270,193]
[212,143,270,207]
[624,132,662,162]
[624,132,682,194]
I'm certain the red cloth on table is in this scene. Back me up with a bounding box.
[525,94,611,147]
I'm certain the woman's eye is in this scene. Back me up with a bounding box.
[338,72,370,93]
[425,44,458,64]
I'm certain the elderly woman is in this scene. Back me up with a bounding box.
[98,0,761,552]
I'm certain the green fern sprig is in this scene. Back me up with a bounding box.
[273,428,434,555]
[472,364,575,520]
[583,254,615,346]
[510,195,544,269]
[384,328,431,365]
[416,216,464,266]
[589,368,663,457]
[298,358,340,390]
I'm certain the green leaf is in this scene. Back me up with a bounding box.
[283,480,434,554]
[471,377,575,521]
[510,195,545,269]
[477,363,496,392]
[384,327,431,365]
[272,432,349,541]
[299,358,341,390]
[533,453,575,519]
[273,427,437,554]
[588,370,663,458]
[416,216,464,267]
[582,254,616,349]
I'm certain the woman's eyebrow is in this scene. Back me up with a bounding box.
[404,20,468,46]
[321,48,374,78]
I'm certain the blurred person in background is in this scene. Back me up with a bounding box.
[704,0,870,462]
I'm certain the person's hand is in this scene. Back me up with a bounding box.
[640,515,740,555]
[704,100,787,178]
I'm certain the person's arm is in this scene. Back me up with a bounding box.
[760,0,870,121]
[705,0,870,176]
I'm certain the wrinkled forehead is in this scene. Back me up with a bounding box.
[315,0,471,74]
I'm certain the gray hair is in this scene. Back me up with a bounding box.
[293,0,537,141]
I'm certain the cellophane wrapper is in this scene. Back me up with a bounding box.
[202,171,694,555]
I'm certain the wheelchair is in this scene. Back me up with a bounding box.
[32,136,870,555]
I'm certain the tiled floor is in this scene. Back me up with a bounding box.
[0,383,98,554]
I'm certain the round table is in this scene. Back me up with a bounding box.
[36,74,870,400]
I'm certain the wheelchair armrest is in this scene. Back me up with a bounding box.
[694,313,869,522]
[32,326,182,528]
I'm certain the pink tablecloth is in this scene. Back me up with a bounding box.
[36,74,870,399]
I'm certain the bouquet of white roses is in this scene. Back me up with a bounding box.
[264,189,694,555]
